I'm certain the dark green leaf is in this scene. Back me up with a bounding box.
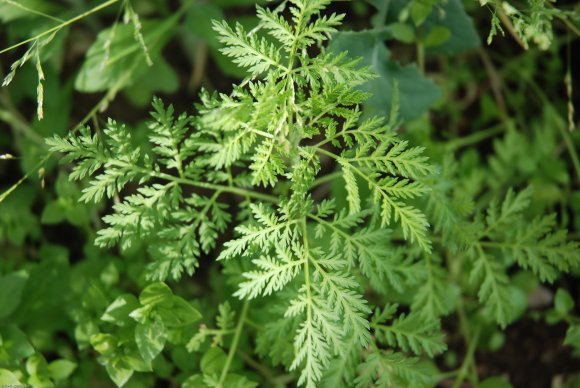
[385,0,480,55]
[75,17,178,93]
[185,3,224,49]
[424,26,451,47]
[183,374,206,388]
[329,30,440,120]
[389,23,415,44]
[0,271,28,319]
[555,289,575,315]
[477,377,513,388]
[564,325,580,351]
[123,57,178,107]
[423,0,480,55]
[411,2,432,26]
[0,325,35,360]
[41,201,65,224]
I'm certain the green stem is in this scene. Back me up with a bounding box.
[104,160,279,203]
[451,327,481,388]
[495,5,527,50]
[237,350,277,385]
[301,218,314,353]
[243,318,262,331]
[218,299,250,387]
[0,153,51,203]
[202,328,236,336]
[417,41,425,75]
[444,121,508,151]
[311,170,342,188]
[446,248,480,387]
[435,368,461,382]
[173,176,278,203]
[558,119,580,184]
[314,147,381,198]
[0,0,121,55]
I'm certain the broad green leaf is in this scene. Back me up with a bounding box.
[41,201,65,224]
[0,369,20,385]
[477,376,513,388]
[0,271,28,319]
[200,347,227,376]
[329,30,440,121]
[157,297,202,327]
[75,319,99,348]
[410,2,432,26]
[12,247,69,332]
[55,172,78,198]
[564,325,580,351]
[222,374,259,388]
[511,271,539,295]
[423,0,480,54]
[185,3,224,49]
[122,350,152,373]
[508,286,528,322]
[47,359,77,380]
[91,333,117,357]
[367,0,390,28]
[0,186,40,245]
[139,282,173,307]
[106,361,133,388]
[424,26,451,47]
[183,374,206,388]
[101,294,141,326]
[75,16,179,93]
[386,0,480,55]
[389,23,415,44]
[555,288,575,315]
[135,320,167,363]
[123,57,178,107]
[26,354,48,376]
[129,305,155,324]
[0,325,35,360]
[64,204,91,226]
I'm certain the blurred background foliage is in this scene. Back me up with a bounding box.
[0,0,579,387]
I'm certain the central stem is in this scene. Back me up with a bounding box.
[217,299,250,387]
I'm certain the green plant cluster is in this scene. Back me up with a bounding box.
[1,0,579,387]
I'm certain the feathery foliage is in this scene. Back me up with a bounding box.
[36,0,580,387]
[47,1,438,384]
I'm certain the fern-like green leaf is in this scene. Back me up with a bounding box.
[213,20,285,76]
[355,350,433,388]
[469,246,514,327]
[372,304,447,357]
